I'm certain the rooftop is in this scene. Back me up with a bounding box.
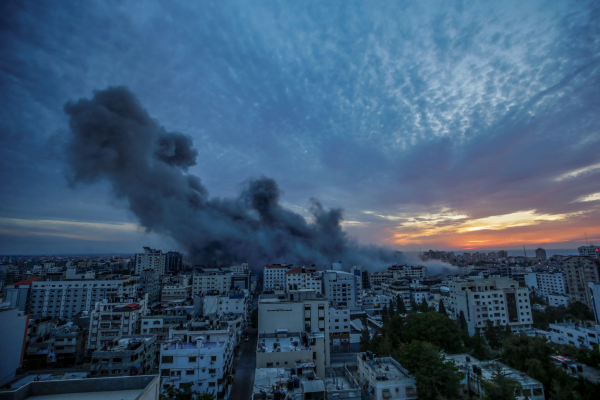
[257,334,310,353]
[445,354,543,388]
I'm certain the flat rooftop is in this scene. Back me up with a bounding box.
[258,335,310,353]
[366,358,413,382]
[165,341,225,350]
[445,354,543,388]
[23,390,143,400]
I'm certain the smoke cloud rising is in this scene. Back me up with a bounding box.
[64,86,400,269]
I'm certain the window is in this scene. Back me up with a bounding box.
[162,356,174,363]
[211,355,217,361]
[189,356,197,362]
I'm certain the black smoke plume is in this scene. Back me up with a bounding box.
[64,86,399,268]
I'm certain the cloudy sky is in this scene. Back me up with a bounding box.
[1,0,599,255]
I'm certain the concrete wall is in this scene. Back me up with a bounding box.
[0,375,159,400]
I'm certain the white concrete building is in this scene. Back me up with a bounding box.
[589,282,600,324]
[199,291,247,318]
[88,296,148,352]
[329,303,351,352]
[285,267,322,292]
[192,272,232,295]
[27,279,133,319]
[548,293,570,308]
[135,247,166,275]
[356,352,417,400]
[447,277,532,335]
[524,271,567,297]
[263,264,293,290]
[159,316,236,398]
[563,256,600,308]
[0,306,28,386]
[322,270,361,310]
[548,322,600,349]
[390,265,428,280]
[578,245,600,258]
[161,285,192,302]
[230,263,249,274]
[257,290,330,379]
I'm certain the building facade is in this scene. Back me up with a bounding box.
[563,256,600,308]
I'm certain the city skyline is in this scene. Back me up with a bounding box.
[1,1,599,256]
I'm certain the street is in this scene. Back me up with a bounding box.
[228,296,259,400]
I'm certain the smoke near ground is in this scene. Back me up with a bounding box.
[64,86,401,269]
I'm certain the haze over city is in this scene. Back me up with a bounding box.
[1,0,599,257]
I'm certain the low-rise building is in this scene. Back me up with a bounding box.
[285,267,322,292]
[328,303,351,352]
[90,335,157,377]
[445,354,544,400]
[548,322,600,349]
[548,293,570,308]
[356,352,417,400]
[161,284,192,302]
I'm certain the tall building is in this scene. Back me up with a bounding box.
[285,267,322,292]
[135,247,166,275]
[578,245,600,258]
[447,277,532,335]
[497,250,508,258]
[588,282,600,325]
[524,272,567,297]
[192,271,232,295]
[322,270,361,310]
[257,290,330,379]
[27,280,133,319]
[0,306,29,386]
[535,248,547,261]
[563,256,600,308]
[351,266,370,290]
[159,316,236,398]
[87,295,148,352]
[165,251,183,272]
[263,264,293,290]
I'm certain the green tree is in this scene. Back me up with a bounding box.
[381,305,389,324]
[360,314,371,351]
[549,379,582,400]
[377,334,392,356]
[458,311,468,333]
[484,320,501,349]
[410,297,418,312]
[396,295,407,315]
[388,300,395,318]
[438,299,448,316]
[396,341,462,400]
[469,328,491,361]
[482,366,517,400]
[402,312,463,353]
[382,315,405,349]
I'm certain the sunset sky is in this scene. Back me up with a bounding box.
[1,0,599,255]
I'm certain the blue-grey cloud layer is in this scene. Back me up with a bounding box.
[1,0,599,254]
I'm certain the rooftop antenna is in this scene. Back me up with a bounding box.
[585,233,589,246]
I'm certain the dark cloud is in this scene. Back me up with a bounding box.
[63,86,398,268]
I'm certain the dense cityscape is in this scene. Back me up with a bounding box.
[0,244,599,399]
[2,1,600,399]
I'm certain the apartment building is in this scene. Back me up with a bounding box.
[135,269,161,303]
[88,296,148,352]
[159,316,236,398]
[548,293,570,307]
[257,290,330,379]
[199,291,247,317]
[389,265,428,280]
[356,352,417,400]
[447,277,532,335]
[563,256,600,308]
[192,272,232,295]
[230,263,249,274]
[381,281,412,312]
[524,271,568,297]
[0,306,29,386]
[329,303,351,352]
[263,264,293,290]
[351,266,371,290]
[161,284,192,302]
[548,322,599,350]
[27,280,132,319]
[135,247,166,275]
[285,267,322,292]
[578,245,600,258]
[322,270,361,310]
[3,277,41,312]
[370,273,392,287]
[90,335,157,377]
[589,282,600,324]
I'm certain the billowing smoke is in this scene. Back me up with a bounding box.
[64,86,400,269]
